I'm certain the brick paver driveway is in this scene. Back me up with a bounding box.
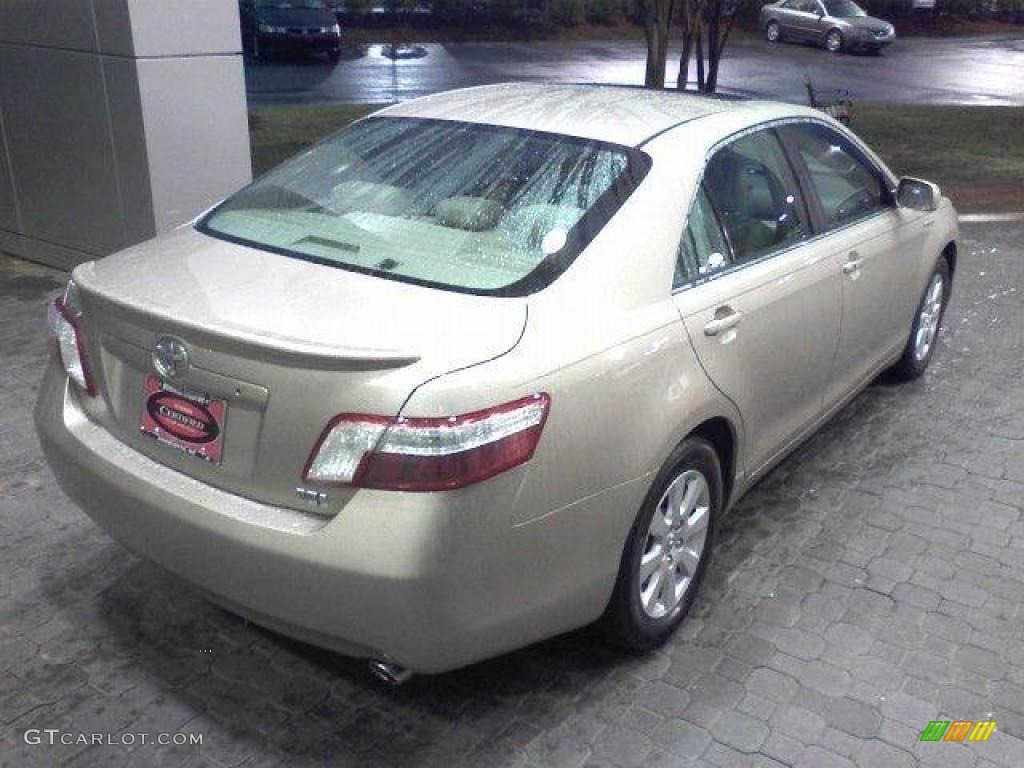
[2,221,1022,768]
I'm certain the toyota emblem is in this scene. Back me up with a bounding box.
[152,336,189,379]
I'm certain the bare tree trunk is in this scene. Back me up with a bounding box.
[695,26,705,91]
[709,6,738,92]
[676,0,699,90]
[643,16,660,88]
[697,0,741,94]
[676,28,693,90]
[702,0,720,92]
[655,14,670,89]
[642,0,674,89]
[705,44,720,92]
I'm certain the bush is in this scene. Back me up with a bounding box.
[587,0,624,23]
[432,0,476,21]
[512,6,560,32]
[892,0,915,16]
[339,0,373,12]
[550,0,587,25]
[941,0,976,16]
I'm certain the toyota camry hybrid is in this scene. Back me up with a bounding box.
[36,83,957,679]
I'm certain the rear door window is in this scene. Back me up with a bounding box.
[676,186,732,288]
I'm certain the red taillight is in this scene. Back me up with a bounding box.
[48,295,96,397]
[303,394,550,492]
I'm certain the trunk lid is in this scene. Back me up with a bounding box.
[72,227,527,514]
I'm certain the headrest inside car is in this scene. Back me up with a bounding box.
[434,196,503,231]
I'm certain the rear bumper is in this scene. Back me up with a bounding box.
[35,361,635,673]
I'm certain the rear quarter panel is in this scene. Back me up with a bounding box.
[402,129,744,526]
[393,143,744,630]
[398,298,740,643]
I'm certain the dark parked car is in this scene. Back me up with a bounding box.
[761,0,895,54]
[240,0,342,62]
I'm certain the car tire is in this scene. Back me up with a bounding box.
[891,257,951,380]
[328,47,341,63]
[825,29,844,53]
[766,21,782,43]
[602,437,721,651]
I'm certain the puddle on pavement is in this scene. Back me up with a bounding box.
[379,44,428,60]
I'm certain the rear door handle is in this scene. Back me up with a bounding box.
[704,307,744,337]
[842,253,865,274]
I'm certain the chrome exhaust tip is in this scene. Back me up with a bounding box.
[368,659,413,686]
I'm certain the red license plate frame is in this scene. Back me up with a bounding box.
[140,375,227,464]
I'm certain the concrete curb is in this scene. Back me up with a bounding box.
[959,213,1024,223]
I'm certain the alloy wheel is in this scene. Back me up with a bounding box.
[767,22,781,42]
[826,31,842,52]
[913,272,944,361]
[638,469,710,619]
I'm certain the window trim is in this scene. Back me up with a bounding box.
[672,116,898,296]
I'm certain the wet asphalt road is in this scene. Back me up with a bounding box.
[244,35,1024,107]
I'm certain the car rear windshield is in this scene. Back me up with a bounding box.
[199,116,650,296]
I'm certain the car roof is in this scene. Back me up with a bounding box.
[377,82,804,148]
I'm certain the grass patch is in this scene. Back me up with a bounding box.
[249,104,381,176]
[250,103,1024,212]
[852,105,1024,213]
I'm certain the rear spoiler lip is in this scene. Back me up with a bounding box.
[73,268,422,370]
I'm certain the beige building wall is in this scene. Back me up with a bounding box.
[0,0,252,270]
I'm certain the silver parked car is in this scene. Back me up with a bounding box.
[762,0,896,53]
[36,84,956,678]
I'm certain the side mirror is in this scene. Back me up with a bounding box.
[896,177,939,212]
